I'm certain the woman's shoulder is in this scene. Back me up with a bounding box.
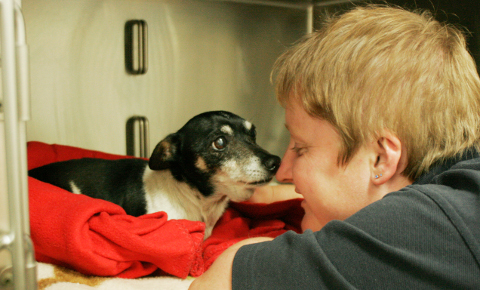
[345,179,480,265]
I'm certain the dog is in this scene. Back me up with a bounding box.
[29,111,281,238]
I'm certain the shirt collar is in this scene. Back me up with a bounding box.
[414,148,480,185]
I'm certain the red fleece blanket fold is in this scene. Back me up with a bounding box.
[28,141,304,278]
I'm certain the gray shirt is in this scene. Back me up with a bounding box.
[233,152,480,289]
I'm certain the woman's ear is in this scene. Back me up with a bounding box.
[371,131,404,185]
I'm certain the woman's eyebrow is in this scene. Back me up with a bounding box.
[284,124,305,142]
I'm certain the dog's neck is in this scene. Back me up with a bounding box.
[142,168,231,239]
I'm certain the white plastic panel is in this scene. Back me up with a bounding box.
[23,0,307,157]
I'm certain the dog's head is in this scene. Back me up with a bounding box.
[148,111,281,202]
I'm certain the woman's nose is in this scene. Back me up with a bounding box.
[275,149,294,183]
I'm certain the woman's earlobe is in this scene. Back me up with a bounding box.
[372,131,403,185]
[372,171,385,185]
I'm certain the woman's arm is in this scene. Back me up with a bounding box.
[189,185,299,289]
[188,237,273,290]
[248,184,301,204]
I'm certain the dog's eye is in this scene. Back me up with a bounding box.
[212,137,227,151]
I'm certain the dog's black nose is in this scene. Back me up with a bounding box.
[264,155,281,173]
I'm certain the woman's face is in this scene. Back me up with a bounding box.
[276,99,384,231]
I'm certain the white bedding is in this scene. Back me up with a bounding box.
[37,262,194,290]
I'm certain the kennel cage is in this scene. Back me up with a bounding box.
[2,0,478,289]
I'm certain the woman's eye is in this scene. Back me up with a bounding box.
[291,145,306,156]
[212,137,227,151]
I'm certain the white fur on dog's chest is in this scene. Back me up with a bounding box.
[143,168,201,221]
[144,189,189,220]
[142,168,231,238]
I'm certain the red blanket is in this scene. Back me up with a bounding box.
[27,141,304,278]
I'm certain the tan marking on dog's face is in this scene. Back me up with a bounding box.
[220,125,234,135]
[196,157,208,171]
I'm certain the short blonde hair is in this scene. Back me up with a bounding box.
[273,5,480,180]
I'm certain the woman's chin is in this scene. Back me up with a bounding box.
[301,213,323,232]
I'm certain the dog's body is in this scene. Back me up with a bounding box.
[29,111,281,238]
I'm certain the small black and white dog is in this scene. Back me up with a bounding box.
[29,111,281,238]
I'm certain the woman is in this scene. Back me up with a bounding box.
[190,5,480,289]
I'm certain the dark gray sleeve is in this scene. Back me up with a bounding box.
[233,230,356,289]
[232,188,480,289]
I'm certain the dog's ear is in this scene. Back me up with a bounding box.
[149,133,180,170]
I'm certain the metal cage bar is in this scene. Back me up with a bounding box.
[0,0,36,289]
[126,116,150,158]
[124,20,148,75]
